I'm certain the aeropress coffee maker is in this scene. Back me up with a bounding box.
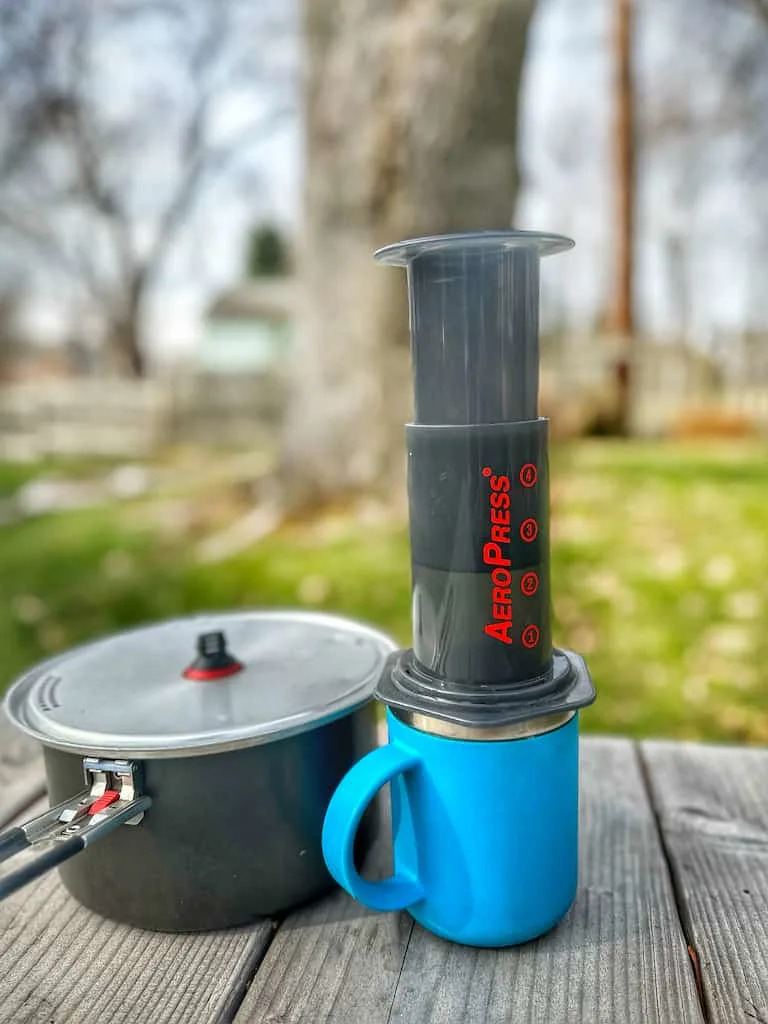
[322,231,596,947]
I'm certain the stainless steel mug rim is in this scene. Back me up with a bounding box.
[392,708,576,741]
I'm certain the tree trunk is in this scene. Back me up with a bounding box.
[108,321,145,378]
[606,0,635,432]
[281,0,535,506]
[107,275,146,378]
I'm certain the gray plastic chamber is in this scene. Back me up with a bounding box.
[374,231,595,728]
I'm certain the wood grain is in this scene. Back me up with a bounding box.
[0,709,44,826]
[235,802,414,1024]
[0,800,273,1024]
[238,738,704,1024]
[386,737,703,1024]
[7,719,757,1024]
[642,740,768,1024]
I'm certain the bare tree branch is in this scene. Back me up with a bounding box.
[744,0,768,25]
[0,3,66,186]
[56,2,140,300]
[0,205,115,307]
[0,0,296,375]
[145,107,288,283]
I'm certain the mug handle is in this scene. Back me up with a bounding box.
[322,743,424,912]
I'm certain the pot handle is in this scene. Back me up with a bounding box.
[0,783,152,902]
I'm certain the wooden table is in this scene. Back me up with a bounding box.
[1,713,767,1024]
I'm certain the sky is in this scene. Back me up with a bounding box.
[519,0,767,345]
[8,0,768,359]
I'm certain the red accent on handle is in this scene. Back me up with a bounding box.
[183,661,244,681]
[88,790,121,815]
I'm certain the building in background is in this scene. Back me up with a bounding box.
[201,277,295,374]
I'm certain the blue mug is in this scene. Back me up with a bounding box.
[322,707,579,947]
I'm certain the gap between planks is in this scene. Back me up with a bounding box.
[640,740,768,1024]
[636,744,710,1022]
[236,737,704,1024]
[0,795,276,1024]
[0,711,276,1024]
[0,709,45,829]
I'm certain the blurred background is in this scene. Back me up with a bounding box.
[0,0,766,742]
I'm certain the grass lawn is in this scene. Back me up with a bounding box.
[1,439,767,744]
[0,456,126,498]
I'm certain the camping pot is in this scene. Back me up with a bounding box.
[0,610,395,931]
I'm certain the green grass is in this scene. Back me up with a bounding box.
[549,441,768,742]
[1,439,767,743]
[0,455,130,498]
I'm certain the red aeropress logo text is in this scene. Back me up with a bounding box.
[481,465,540,647]
[481,468,514,644]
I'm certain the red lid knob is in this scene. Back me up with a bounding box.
[183,631,243,681]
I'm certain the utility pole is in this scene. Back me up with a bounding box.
[607,0,635,433]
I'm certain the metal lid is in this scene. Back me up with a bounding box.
[4,611,396,758]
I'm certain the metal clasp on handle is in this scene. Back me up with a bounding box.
[0,758,152,902]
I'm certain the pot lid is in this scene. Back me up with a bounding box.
[4,611,396,757]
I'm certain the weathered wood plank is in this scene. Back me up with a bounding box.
[0,708,45,826]
[641,740,768,1024]
[0,798,273,1024]
[238,737,704,1024]
[235,799,413,1024]
[386,737,703,1024]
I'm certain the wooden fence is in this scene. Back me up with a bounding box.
[0,337,766,460]
[0,371,286,460]
[541,334,768,438]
